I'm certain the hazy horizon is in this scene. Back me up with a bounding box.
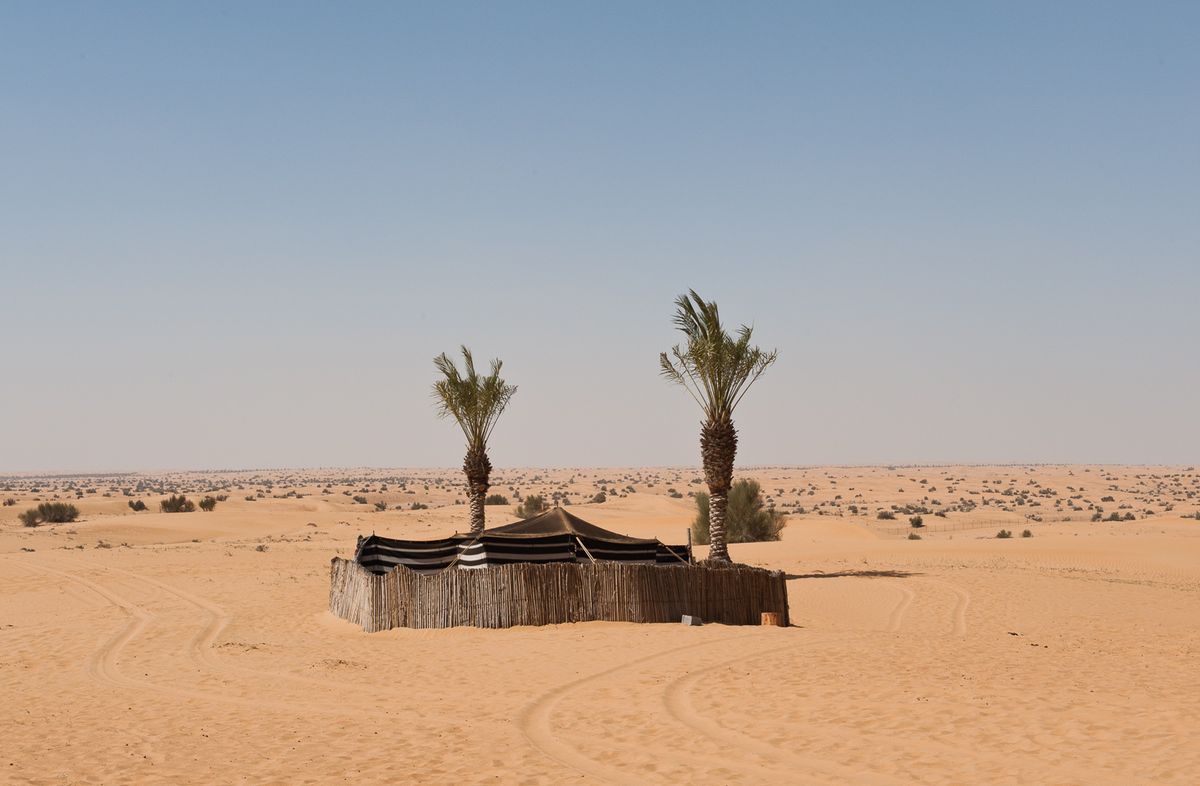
[3,3,1197,473]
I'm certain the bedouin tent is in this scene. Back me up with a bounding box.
[355,507,692,575]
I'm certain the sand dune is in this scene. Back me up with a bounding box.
[2,465,1198,784]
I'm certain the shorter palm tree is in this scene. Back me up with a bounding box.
[660,290,777,562]
[432,347,517,533]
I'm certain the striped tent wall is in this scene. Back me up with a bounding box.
[457,533,576,569]
[355,531,693,575]
[655,543,692,565]
[356,535,460,574]
[573,536,658,564]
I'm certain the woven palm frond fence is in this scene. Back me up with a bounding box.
[330,557,789,631]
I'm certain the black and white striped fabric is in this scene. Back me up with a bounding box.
[356,535,460,574]
[457,533,576,570]
[655,543,692,565]
[354,507,693,575]
[574,537,658,564]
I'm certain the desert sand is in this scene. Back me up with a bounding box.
[2,465,1198,785]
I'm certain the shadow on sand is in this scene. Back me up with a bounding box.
[785,569,921,580]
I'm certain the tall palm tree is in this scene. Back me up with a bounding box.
[660,290,777,563]
[432,347,517,534]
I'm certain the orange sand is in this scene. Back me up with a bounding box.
[2,465,1197,784]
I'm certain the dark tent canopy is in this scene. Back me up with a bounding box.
[355,507,692,575]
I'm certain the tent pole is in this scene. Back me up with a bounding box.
[661,544,688,564]
[575,536,597,563]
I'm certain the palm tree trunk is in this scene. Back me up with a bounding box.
[463,447,492,534]
[700,418,737,563]
[707,489,730,561]
[468,489,486,534]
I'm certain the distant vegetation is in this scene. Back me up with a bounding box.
[198,496,218,512]
[591,492,607,504]
[514,494,547,519]
[996,529,1013,539]
[160,495,195,513]
[128,500,147,511]
[484,494,510,506]
[692,479,786,545]
[877,510,896,520]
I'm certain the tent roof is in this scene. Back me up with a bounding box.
[469,507,657,545]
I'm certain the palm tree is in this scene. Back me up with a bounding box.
[432,347,517,534]
[660,290,777,563]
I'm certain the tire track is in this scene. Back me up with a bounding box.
[7,556,406,719]
[947,582,970,636]
[517,633,768,783]
[660,635,1122,786]
[886,582,915,632]
[909,577,971,636]
[98,561,398,693]
[661,642,904,786]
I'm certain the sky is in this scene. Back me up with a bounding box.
[1,2,1197,473]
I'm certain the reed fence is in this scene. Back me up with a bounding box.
[871,517,1036,537]
[330,558,790,631]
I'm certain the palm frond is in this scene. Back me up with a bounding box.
[432,347,517,452]
[660,290,777,422]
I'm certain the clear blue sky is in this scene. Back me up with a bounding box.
[2,2,1197,472]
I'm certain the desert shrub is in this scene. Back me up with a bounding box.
[160,495,195,513]
[1091,512,1103,522]
[1021,529,1033,538]
[198,497,218,512]
[1106,512,1122,522]
[514,495,547,519]
[374,501,387,511]
[128,500,147,512]
[996,529,1013,539]
[693,493,710,543]
[1123,512,1135,521]
[908,532,922,540]
[592,492,607,504]
[2,498,15,507]
[877,511,896,520]
[215,494,229,502]
[484,494,510,506]
[352,495,368,505]
[19,509,41,527]
[37,502,79,523]
[244,496,256,502]
[410,502,429,510]
[692,480,787,545]
[909,515,924,528]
